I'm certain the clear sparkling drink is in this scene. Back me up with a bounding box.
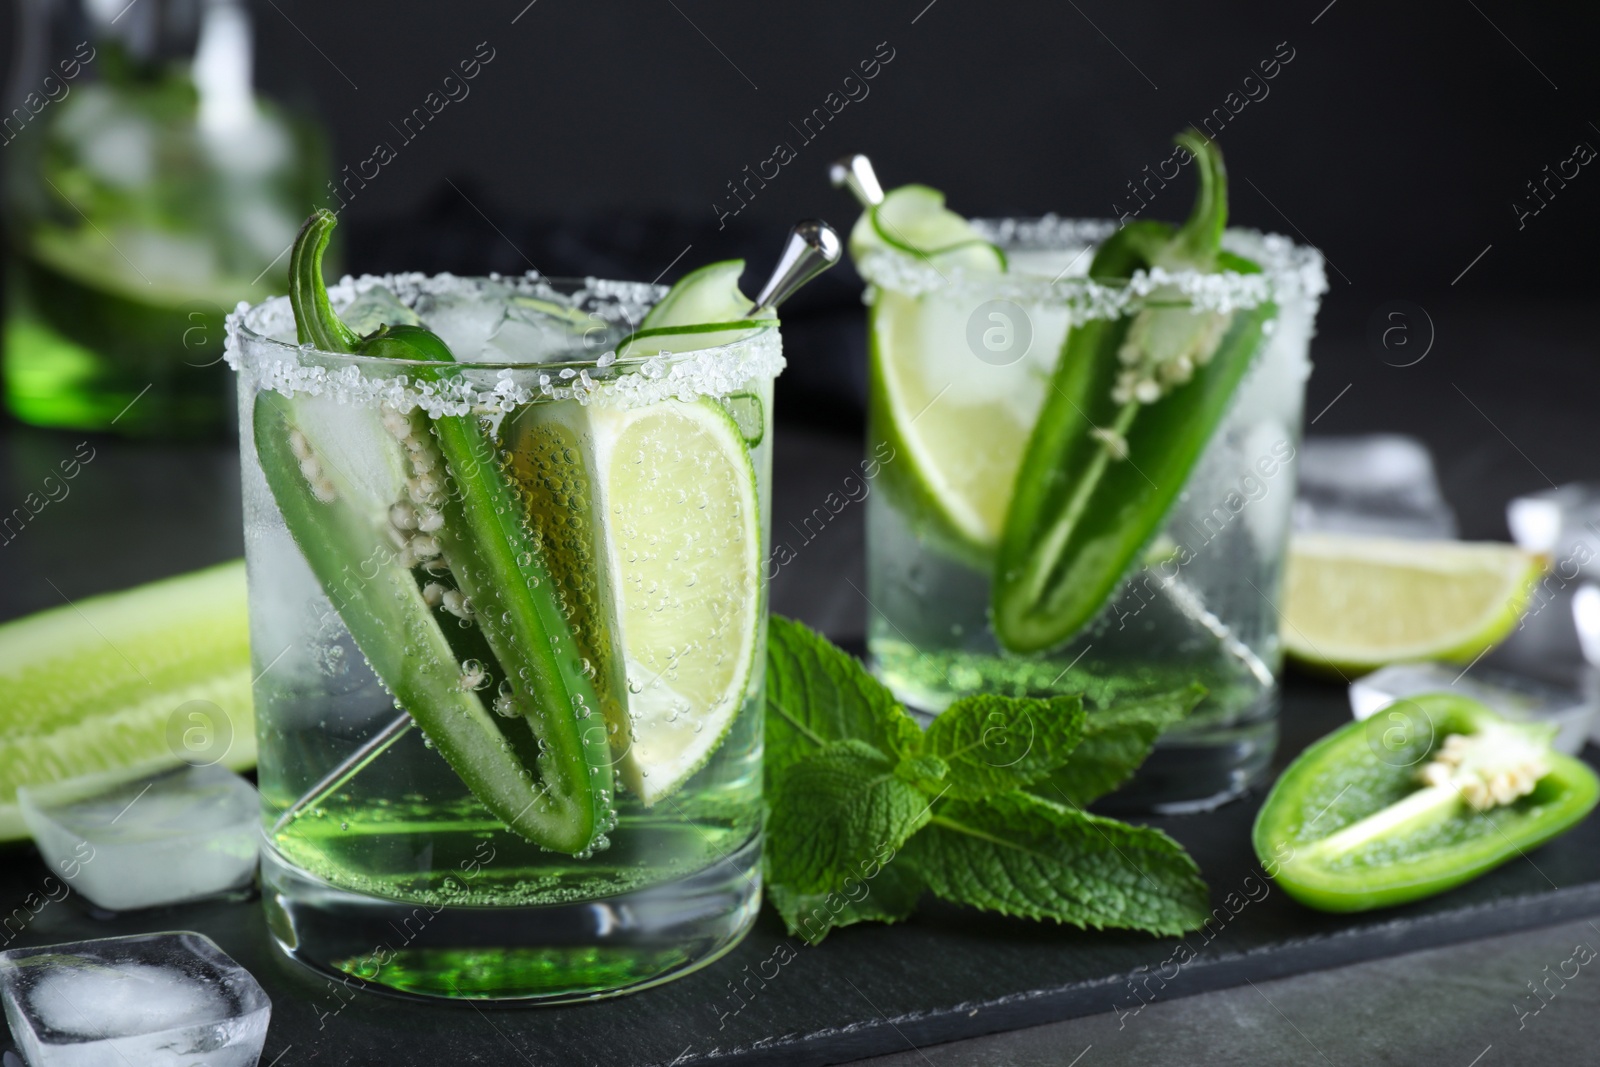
[229,274,778,1000]
[860,218,1326,810]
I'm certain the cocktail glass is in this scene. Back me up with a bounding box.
[857,214,1326,810]
[228,271,778,1000]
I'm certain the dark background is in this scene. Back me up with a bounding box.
[236,0,1596,297]
[5,0,1599,451]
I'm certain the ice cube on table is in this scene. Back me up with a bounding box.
[1572,583,1600,669]
[18,764,258,912]
[1507,483,1600,567]
[0,932,270,1067]
[1294,434,1457,539]
[1349,661,1595,755]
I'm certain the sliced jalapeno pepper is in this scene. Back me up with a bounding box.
[255,210,612,854]
[993,131,1276,654]
[1254,693,1599,912]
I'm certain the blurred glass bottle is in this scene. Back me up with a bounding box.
[3,0,327,437]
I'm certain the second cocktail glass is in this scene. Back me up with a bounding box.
[841,145,1327,810]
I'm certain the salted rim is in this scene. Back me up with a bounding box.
[856,216,1328,319]
[224,271,784,415]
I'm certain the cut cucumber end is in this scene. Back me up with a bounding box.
[0,560,256,843]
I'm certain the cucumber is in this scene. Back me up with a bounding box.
[0,561,254,841]
[850,184,1007,271]
[639,260,768,328]
[616,259,776,359]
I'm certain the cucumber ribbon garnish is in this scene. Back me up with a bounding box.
[992,131,1277,654]
[256,210,613,854]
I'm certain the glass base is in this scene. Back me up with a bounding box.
[1096,694,1278,814]
[260,834,761,1003]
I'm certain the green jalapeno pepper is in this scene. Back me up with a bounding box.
[255,210,613,854]
[993,131,1276,654]
[1253,693,1599,912]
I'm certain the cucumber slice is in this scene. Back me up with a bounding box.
[617,258,776,359]
[0,561,255,841]
[616,321,772,360]
[640,260,769,329]
[851,184,1006,271]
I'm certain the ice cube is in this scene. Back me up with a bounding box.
[1350,661,1595,755]
[18,765,258,912]
[1507,483,1600,570]
[413,279,508,361]
[1293,434,1457,539]
[483,312,580,365]
[1573,583,1600,668]
[338,283,421,335]
[0,932,270,1067]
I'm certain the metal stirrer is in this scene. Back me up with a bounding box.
[748,219,842,316]
[830,154,885,208]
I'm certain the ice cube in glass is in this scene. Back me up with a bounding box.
[1508,483,1600,569]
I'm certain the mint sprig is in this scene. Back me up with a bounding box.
[764,617,1210,943]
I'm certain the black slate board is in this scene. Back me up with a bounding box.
[3,675,1598,1067]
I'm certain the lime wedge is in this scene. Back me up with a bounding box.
[511,254,767,805]
[0,561,255,840]
[513,397,763,805]
[851,185,1026,559]
[868,290,1045,558]
[1283,533,1543,673]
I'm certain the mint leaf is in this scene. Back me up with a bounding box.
[769,862,925,945]
[921,694,1084,800]
[1039,686,1203,808]
[904,792,1209,935]
[766,616,923,791]
[767,739,934,895]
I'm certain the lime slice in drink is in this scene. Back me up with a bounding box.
[514,398,763,805]
[515,255,766,805]
[868,291,1047,558]
[850,185,1031,560]
[0,561,255,840]
[1283,533,1543,674]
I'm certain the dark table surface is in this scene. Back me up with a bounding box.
[2,292,1599,1063]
